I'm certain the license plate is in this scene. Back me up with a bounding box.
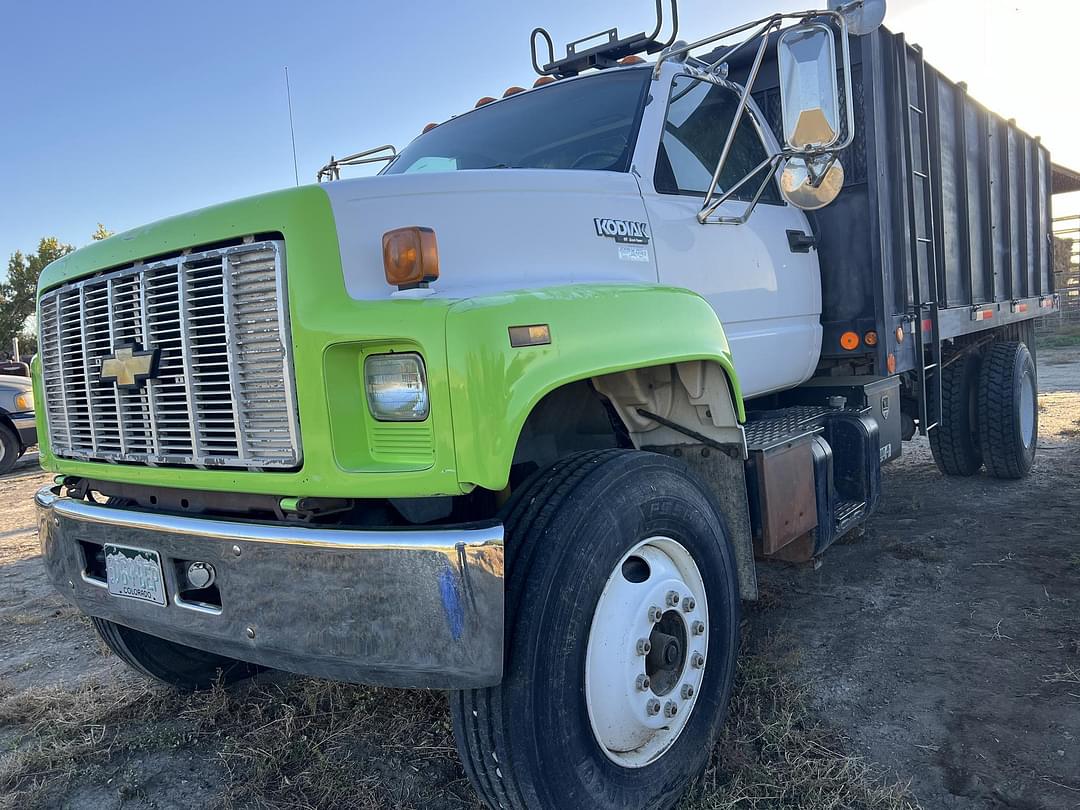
[104,544,167,606]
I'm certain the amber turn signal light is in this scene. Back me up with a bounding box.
[383,227,439,288]
[864,330,878,347]
[840,331,860,351]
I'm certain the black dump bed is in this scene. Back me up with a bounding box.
[728,25,1060,377]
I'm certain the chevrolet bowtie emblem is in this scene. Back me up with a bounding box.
[99,345,161,389]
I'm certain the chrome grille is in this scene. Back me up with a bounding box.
[38,240,301,470]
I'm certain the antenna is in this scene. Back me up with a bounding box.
[284,66,300,187]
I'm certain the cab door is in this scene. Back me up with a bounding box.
[635,72,822,399]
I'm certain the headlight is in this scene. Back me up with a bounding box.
[364,353,429,421]
[14,391,33,411]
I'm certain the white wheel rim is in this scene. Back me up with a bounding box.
[584,536,709,769]
[1020,372,1036,448]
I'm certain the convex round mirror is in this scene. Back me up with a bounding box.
[828,0,888,37]
[777,23,841,151]
[780,155,845,210]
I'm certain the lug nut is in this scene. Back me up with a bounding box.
[646,699,661,716]
[664,700,679,718]
[681,683,695,700]
[692,620,705,635]
[636,638,652,655]
[682,596,696,612]
[691,652,705,669]
[635,674,651,692]
[666,590,680,607]
[648,605,664,623]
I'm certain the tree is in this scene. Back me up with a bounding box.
[0,237,74,356]
[91,223,113,241]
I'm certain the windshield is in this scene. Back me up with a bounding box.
[383,68,651,175]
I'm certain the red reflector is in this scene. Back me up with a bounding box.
[1016,303,1028,313]
[921,318,932,333]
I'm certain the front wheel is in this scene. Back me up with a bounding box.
[452,450,740,810]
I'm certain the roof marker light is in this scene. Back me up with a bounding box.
[475,96,497,107]
[503,86,526,97]
[533,76,557,87]
[383,227,439,289]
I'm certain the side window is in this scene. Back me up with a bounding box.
[655,76,782,204]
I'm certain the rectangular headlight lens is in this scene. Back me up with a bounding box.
[364,353,429,421]
[14,391,33,411]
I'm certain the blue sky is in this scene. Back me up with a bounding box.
[2,0,1077,258]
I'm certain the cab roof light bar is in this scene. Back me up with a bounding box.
[530,0,679,78]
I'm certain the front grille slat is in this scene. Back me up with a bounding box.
[39,239,300,470]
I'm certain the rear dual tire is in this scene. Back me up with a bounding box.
[977,341,1038,479]
[930,352,983,477]
[452,450,740,810]
[930,341,1038,480]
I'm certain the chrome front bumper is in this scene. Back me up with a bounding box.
[36,487,504,688]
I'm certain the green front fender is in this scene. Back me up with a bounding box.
[446,284,744,492]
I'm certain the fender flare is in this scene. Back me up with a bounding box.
[446,284,744,491]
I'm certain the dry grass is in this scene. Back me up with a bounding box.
[0,676,475,810]
[0,679,183,809]
[0,638,916,810]
[1042,665,1080,686]
[682,637,918,810]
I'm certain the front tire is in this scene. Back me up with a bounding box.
[452,450,740,810]
[977,341,1038,479]
[92,618,262,691]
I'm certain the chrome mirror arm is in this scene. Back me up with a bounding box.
[316,145,397,183]
[682,8,858,224]
[699,153,785,225]
[698,18,782,218]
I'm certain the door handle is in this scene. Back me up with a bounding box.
[786,230,816,253]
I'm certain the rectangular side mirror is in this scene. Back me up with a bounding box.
[777,23,841,150]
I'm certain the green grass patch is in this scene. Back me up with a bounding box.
[1038,324,1080,349]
